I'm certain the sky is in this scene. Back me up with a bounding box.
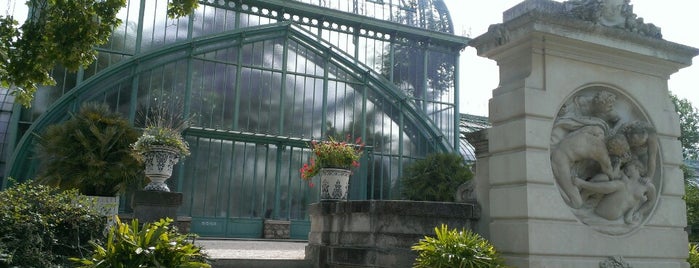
[443,0,699,116]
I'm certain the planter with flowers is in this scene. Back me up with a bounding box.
[300,136,364,201]
[132,108,190,192]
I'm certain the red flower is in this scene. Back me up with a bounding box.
[299,136,364,186]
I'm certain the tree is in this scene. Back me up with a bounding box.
[0,0,198,107]
[684,165,699,241]
[671,93,699,241]
[671,94,699,160]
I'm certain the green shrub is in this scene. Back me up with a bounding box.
[0,242,11,266]
[690,243,699,268]
[35,102,143,196]
[412,224,505,268]
[401,153,473,201]
[0,181,106,267]
[72,217,210,267]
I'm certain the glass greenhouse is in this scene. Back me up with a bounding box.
[1,0,471,238]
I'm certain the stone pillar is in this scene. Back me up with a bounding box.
[470,0,698,267]
[465,130,492,239]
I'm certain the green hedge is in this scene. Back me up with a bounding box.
[401,153,473,202]
[0,181,106,267]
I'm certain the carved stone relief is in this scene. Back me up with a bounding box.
[564,0,662,38]
[599,256,632,268]
[550,86,659,235]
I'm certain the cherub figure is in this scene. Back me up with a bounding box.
[589,91,620,127]
[620,121,658,178]
[574,160,656,224]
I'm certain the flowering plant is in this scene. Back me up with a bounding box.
[300,136,365,183]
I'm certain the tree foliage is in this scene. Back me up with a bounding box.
[671,94,699,160]
[672,94,699,241]
[685,165,699,241]
[0,0,198,107]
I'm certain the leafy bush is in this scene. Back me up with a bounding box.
[690,243,699,268]
[412,224,505,268]
[73,217,210,267]
[401,153,473,201]
[35,102,143,196]
[0,242,11,266]
[0,181,106,267]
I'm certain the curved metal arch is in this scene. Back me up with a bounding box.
[8,21,453,180]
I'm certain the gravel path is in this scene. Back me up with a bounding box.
[195,239,307,260]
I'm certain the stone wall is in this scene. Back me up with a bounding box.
[305,200,480,268]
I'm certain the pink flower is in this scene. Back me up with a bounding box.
[299,136,364,187]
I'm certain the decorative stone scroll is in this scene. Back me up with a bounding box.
[550,86,659,235]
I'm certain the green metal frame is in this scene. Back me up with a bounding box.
[3,0,469,238]
[7,21,453,183]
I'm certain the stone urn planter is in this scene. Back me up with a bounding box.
[319,168,351,201]
[143,145,180,192]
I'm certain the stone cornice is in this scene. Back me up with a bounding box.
[471,7,699,74]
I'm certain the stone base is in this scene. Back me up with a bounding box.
[132,190,183,225]
[264,220,291,239]
[306,200,480,268]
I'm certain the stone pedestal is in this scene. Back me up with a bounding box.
[306,200,480,268]
[132,190,183,225]
[264,220,291,239]
[470,0,698,267]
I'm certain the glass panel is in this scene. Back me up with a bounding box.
[139,0,188,53]
[189,59,238,129]
[191,5,238,38]
[235,68,283,134]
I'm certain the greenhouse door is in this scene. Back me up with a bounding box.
[179,134,317,239]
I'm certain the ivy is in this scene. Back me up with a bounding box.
[0,0,198,107]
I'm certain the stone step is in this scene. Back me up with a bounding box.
[195,239,309,268]
[211,259,311,268]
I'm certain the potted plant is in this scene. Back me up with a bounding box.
[35,102,143,215]
[131,105,190,192]
[300,136,364,200]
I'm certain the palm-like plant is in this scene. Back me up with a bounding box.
[71,217,210,267]
[36,102,143,196]
[412,224,506,268]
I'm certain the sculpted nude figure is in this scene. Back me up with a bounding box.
[574,161,656,224]
[551,125,619,208]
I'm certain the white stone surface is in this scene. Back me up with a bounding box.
[470,0,697,266]
[195,239,306,260]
